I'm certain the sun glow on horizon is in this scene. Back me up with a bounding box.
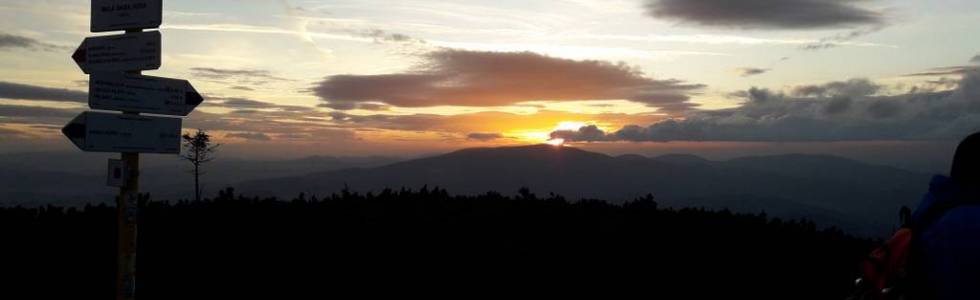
[508,121,594,145]
[554,121,588,132]
[546,138,566,146]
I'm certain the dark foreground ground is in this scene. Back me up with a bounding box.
[2,187,875,299]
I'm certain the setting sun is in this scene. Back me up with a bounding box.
[546,138,566,146]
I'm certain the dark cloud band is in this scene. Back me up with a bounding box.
[314,49,703,113]
[644,0,884,29]
[0,81,87,103]
[736,67,770,77]
[466,132,504,141]
[0,32,68,52]
[553,71,980,142]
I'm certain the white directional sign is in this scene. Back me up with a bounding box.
[62,111,182,154]
[72,31,161,74]
[90,73,204,116]
[91,0,162,32]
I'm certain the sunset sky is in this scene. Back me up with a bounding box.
[1,0,978,171]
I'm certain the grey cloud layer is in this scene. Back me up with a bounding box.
[0,81,87,103]
[644,0,884,29]
[552,71,980,142]
[0,127,29,138]
[792,78,880,97]
[0,33,68,52]
[314,49,703,112]
[0,104,77,130]
[0,104,76,120]
[903,66,980,77]
[226,132,272,141]
[466,132,504,141]
[972,55,980,63]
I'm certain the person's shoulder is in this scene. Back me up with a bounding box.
[929,175,955,192]
[913,176,957,224]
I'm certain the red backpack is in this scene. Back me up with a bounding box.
[850,196,980,300]
[852,230,914,299]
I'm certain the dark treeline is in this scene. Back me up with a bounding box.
[2,187,875,298]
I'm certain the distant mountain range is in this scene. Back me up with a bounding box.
[0,152,398,206]
[238,145,934,236]
[0,145,935,236]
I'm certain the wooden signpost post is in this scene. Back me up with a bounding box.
[62,1,203,299]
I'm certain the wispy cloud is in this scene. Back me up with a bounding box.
[557,33,892,48]
[190,67,292,82]
[800,26,886,50]
[162,23,372,43]
[902,66,980,77]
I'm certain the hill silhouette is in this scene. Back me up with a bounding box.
[2,187,874,299]
[0,152,397,206]
[239,144,930,236]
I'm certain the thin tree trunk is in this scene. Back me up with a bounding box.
[194,163,200,202]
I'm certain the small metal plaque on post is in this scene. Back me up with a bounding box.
[107,159,127,187]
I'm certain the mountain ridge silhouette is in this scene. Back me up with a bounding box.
[238,144,930,236]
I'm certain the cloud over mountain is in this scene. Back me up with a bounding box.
[643,0,885,29]
[552,71,980,142]
[314,49,704,113]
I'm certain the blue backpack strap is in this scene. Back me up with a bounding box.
[906,188,980,299]
[912,190,980,232]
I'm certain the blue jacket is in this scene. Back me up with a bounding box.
[913,175,980,300]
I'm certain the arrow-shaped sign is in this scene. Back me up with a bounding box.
[90,73,205,116]
[73,31,161,74]
[62,111,181,154]
[91,0,162,32]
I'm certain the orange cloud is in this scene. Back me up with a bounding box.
[314,49,703,113]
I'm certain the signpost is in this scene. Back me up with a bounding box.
[92,0,162,32]
[63,111,182,153]
[62,1,203,299]
[72,31,161,74]
[90,73,204,116]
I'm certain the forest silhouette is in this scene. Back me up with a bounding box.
[3,186,876,298]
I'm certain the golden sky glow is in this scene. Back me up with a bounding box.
[0,0,978,165]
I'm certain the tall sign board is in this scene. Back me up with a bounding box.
[92,0,163,32]
[62,1,205,299]
[72,31,162,74]
[63,111,182,154]
[90,73,203,116]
